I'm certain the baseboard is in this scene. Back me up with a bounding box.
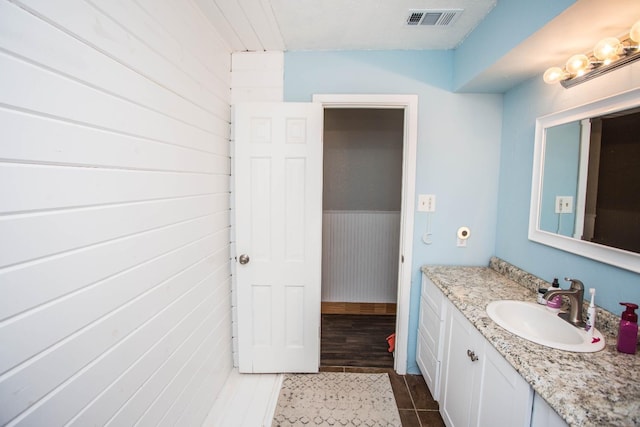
[321,302,397,315]
[263,373,284,427]
[203,369,282,427]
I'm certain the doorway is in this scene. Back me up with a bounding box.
[320,108,404,368]
[313,94,418,374]
[232,97,415,374]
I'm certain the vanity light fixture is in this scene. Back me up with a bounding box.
[543,20,640,88]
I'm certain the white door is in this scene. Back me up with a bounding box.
[233,102,323,373]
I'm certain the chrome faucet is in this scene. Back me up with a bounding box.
[544,277,585,327]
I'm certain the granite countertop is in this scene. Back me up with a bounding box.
[421,258,640,427]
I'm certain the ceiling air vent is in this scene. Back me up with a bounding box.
[406,9,463,27]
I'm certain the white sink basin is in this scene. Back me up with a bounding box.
[486,300,605,352]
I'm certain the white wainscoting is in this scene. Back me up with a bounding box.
[322,211,400,303]
[0,1,232,426]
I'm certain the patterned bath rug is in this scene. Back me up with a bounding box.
[272,372,402,427]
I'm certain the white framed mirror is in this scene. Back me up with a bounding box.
[529,88,640,273]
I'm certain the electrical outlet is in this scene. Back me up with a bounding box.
[418,194,436,212]
[555,196,574,214]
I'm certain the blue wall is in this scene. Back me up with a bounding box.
[453,0,575,90]
[282,3,640,374]
[539,121,580,236]
[284,50,502,373]
[496,64,640,319]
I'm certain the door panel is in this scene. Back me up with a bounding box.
[234,103,322,373]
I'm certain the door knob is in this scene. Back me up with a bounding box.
[238,254,250,265]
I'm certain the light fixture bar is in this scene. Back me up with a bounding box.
[544,20,640,88]
[560,48,640,88]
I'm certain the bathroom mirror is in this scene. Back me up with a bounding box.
[529,88,640,273]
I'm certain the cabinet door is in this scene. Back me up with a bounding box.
[440,303,483,427]
[531,393,568,427]
[474,341,533,427]
[440,301,534,427]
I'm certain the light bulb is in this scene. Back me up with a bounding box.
[566,54,590,75]
[593,37,621,61]
[543,67,567,84]
[630,20,640,43]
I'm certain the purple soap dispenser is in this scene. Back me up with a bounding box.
[617,302,639,355]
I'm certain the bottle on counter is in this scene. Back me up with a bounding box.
[536,285,548,305]
[585,288,596,336]
[546,278,562,310]
[617,302,639,355]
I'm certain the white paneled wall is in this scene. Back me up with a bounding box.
[231,51,284,103]
[0,1,232,426]
[322,211,400,303]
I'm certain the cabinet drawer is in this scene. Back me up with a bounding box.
[419,296,441,350]
[421,274,444,315]
[417,329,440,400]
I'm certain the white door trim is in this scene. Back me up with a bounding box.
[312,94,417,375]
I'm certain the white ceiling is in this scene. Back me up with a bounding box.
[193,0,640,92]
[269,0,497,50]
[192,0,496,51]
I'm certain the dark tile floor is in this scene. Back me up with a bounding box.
[319,366,445,427]
[320,314,445,426]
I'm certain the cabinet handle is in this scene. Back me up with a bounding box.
[467,349,479,362]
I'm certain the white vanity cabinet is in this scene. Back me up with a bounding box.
[418,274,539,427]
[439,301,533,427]
[416,274,447,400]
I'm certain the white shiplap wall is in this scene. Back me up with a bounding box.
[231,51,284,103]
[0,1,233,426]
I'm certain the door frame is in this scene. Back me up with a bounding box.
[313,94,417,375]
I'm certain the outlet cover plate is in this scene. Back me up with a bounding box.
[418,194,436,212]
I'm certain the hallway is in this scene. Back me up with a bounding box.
[320,314,395,368]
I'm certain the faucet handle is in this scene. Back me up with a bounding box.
[564,277,584,290]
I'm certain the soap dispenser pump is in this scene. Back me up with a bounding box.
[546,278,562,311]
[617,302,639,355]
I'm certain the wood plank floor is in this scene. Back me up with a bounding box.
[321,301,397,315]
[320,314,396,368]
